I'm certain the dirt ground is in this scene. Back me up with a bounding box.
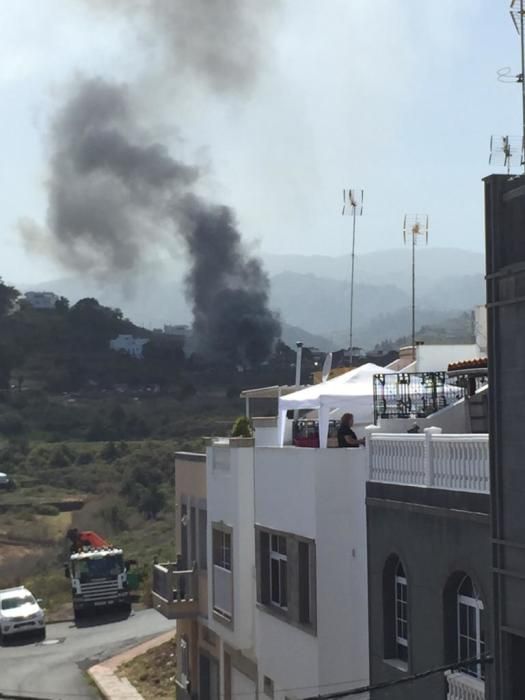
[118,637,176,700]
[0,542,38,567]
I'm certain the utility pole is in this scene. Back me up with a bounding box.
[342,189,364,366]
[403,215,429,361]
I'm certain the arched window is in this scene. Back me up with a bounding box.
[395,561,408,661]
[383,554,409,665]
[457,575,485,679]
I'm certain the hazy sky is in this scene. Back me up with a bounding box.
[0,0,520,285]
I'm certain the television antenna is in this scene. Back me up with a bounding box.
[489,135,522,173]
[510,0,525,169]
[342,188,364,367]
[321,352,333,383]
[403,215,429,361]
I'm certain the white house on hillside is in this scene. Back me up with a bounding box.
[25,291,59,309]
[109,334,149,359]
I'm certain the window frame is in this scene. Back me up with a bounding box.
[270,534,288,610]
[457,576,485,680]
[394,562,408,662]
[213,528,232,571]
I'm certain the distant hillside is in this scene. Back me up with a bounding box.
[18,247,485,351]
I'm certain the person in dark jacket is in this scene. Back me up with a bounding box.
[337,413,365,447]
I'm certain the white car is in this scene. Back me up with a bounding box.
[0,587,46,642]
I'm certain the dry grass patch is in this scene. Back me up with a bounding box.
[118,637,176,700]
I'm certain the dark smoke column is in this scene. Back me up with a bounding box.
[20,78,280,367]
[180,197,281,366]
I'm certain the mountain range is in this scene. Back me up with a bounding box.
[19,247,485,351]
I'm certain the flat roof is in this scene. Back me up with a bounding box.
[240,385,304,399]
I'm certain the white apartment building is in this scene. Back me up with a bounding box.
[153,354,490,700]
[109,334,150,359]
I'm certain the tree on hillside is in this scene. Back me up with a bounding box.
[0,279,19,318]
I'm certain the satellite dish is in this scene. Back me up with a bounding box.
[321,353,333,383]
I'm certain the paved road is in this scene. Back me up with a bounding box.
[0,609,175,699]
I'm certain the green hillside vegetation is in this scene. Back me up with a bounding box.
[0,439,192,613]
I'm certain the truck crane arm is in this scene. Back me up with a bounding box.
[67,528,110,552]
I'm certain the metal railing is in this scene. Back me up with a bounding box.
[445,670,485,700]
[368,428,489,493]
[373,372,466,423]
[152,562,198,604]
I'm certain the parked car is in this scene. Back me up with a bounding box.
[0,472,16,491]
[0,587,46,642]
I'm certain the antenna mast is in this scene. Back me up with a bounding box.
[342,188,364,367]
[510,0,525,168]
[403,215,429,361]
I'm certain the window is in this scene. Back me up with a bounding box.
[298,541,311,624]
[263,676,274,698]
[457,576,485,679]
[270,534,288,609]
[383,554,409,667]
[198,508,207,570]
[256,527,316,630]
[190,506,197,565]
[395,562,408,662]
[213,529,231,570]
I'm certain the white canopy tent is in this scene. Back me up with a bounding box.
[277,363,395,448]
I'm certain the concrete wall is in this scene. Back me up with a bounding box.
[316,449,369,693]
[415,344,480,372]
[254,446,369,698]
[206,441,255,653]
[366,483,492,699]
[256,609,320,700]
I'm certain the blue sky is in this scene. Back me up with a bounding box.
[0,0,521,285]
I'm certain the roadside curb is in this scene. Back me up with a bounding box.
[88,630,175,700]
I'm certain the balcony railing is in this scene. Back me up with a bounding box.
[373,372,466,423]
[152,562,199,619]
[213,565,233,620]
[368,428,489,493]
[445,671,485,700]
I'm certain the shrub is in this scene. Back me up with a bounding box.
[231,416,252,438]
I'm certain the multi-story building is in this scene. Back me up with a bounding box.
[153,359,493,700]
[485,172,525,697]
[153,412,370,699]
[366,425,492,700]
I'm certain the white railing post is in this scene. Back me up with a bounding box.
[366,425,378,480]
[424,427,442,487]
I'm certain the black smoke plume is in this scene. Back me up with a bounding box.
[21,78,280,365]
[87,0,279,93]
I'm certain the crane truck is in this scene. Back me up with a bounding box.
[65,529,134,621]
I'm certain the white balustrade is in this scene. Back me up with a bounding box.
[445,671,485,700]
[368,430,489,493]
[213,565,233,618]
[369,434,425,485]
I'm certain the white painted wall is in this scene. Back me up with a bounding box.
[256,609,320,700]
[207,443,255,652]
[474,305,487,353]
[254,447,369,698]
[415,344,480,372]
[255,447,317,539]
[232,667,256,700]
[315,449,369,693]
